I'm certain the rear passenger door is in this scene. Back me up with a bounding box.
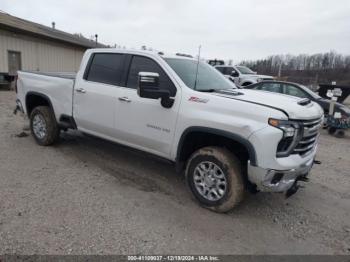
[74,53,126,138]
[115,55,180,157]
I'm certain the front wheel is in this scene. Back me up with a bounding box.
[30,106,60,146]
[185,147,245,213]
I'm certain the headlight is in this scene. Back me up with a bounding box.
[268,118,299,137]
[268,118,302,157]
[257,78,263,82]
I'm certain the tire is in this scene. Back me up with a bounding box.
[328,127,337,135]
[185,146,245,213]
[30,106,60,146]
[334,130,345,138]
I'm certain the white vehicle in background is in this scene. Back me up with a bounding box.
[215,65,274,87]
[15,49,323,213]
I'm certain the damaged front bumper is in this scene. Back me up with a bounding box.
[247,157,314,193]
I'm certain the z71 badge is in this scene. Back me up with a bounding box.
[188,96,209,103]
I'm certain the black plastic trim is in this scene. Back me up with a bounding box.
[59,114,77,129]
[176,126,258,167]
[25,91,55,119]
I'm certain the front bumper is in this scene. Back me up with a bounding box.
[248,157,314,192]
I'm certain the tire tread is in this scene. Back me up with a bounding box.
[30,106,60,146]
[185,146,245,213]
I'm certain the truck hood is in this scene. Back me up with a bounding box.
[214,89,324,120]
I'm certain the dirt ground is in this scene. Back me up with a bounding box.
[0,90,349,255]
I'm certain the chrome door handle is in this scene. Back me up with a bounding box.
[76,88,86,93]
[118,97,131,102]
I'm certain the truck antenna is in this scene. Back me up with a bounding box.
[193,45,201,90]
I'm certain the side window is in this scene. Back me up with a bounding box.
[127,56,177,96]
[85,53,126,86]
[223,67,232,75]
[283,84,308,98]
[258,83,282,93]
[215,67,224,73]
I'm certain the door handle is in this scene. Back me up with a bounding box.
[118,97,131,102]
[76,88,86,93]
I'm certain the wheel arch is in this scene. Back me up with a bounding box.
[176,127,257,172]
[25,91,55,119]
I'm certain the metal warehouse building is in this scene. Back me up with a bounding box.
[0,11,105,87]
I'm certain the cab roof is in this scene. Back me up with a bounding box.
[89,48,196,60]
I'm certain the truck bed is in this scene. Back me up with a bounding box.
[17,71,76,120]
[25,71,77,80]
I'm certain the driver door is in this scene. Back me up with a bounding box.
[115,55,181,157]
[225,67,239,85]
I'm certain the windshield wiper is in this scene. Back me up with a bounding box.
[196,89,217,92]
[197,88,239,93]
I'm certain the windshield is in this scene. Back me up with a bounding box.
[164,58,236,91]
[299,85,321,99]
[236,66,255,75]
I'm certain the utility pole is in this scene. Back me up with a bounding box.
[95,34,98,47]
[193,45,201,90]
[278,62,282,78]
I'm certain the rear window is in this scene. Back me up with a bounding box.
[85,53,126,86]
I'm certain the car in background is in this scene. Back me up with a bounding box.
[214,65,274,87]
[245,81,350,119]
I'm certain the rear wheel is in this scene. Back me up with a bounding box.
[30,106,60,146]
[185,147,245,213]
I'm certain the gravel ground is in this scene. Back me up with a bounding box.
[0,90,349,255]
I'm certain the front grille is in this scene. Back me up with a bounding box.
[277,137,293,152]
[293,118,322,156]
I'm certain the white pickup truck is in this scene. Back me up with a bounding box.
[214,65,274,87]
[15,49,323,212]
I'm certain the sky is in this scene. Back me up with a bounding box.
[1,0,350,62]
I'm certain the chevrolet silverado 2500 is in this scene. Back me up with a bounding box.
[15,49,323,212]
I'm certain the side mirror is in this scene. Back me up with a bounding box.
[137,72,174,108]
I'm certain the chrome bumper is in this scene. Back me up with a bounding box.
[248,157,314,192]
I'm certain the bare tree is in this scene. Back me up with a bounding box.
[240,51,350,85]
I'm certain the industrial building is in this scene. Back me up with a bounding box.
[0,11,105,87]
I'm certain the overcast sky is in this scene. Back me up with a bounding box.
[1,0,350,61]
